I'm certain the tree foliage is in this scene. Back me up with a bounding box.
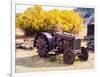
[16,5,84,35]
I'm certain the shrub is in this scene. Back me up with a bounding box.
[16,5,84,35]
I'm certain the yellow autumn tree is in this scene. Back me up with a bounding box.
[16,13,24,28]
[16,5,84,35]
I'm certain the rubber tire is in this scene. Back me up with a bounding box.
[63,48,75,64]
[78,47,88,61]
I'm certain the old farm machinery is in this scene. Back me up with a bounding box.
[34,32,88,64]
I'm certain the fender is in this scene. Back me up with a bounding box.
[34,32,54,51]
[41,32,54,51]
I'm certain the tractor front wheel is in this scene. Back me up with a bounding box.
[63,48,75,64]
[78,47,88,61]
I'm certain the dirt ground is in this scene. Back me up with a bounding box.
[16,48,94,73]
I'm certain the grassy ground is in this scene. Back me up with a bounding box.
[16,48,94,73]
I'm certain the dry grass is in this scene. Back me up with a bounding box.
[16,48,94,73]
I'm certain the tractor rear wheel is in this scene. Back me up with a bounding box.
[78,47,88,61]
[35,34,49,58]
[63,48,75,64]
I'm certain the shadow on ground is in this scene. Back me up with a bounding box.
[16,55,67,68]
[16,49,94,70]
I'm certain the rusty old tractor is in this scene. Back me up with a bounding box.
[34,32,88,64]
